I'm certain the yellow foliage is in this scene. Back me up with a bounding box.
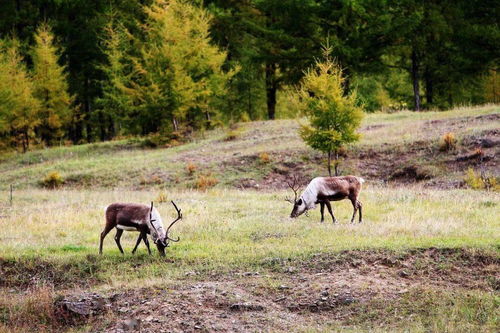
[0,39,41,151]
[156,191,168,203]
[439,132,457,151]
[186,162,197,175]
[290,44,363,158]
[464,168,499,191]
[32,23,73,144]
[195,174,218,190]
[41,171,64,189]
[258,152,270,164]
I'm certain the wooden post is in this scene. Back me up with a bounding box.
[10,184,13,206]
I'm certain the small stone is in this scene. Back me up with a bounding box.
[121,319,141,331]
[278,285,290,290]
[399,270,410,278]
[230,303,265,311]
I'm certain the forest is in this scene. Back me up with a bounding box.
[0,0,498,151]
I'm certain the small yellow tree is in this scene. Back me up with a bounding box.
[0,39,41,152]
[290,46,364,176]
[32,23,73,145]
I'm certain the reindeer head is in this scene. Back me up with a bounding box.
[285,176,307,218]
[149,201,182,257]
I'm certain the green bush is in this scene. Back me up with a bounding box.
[464,168,498,191]
[41,171,64,189]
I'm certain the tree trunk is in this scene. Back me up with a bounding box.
[98,111,106,141]
[84,79,92,143]
[22,131,29,153]
[334,151,340,176]
[265,62,277,120]
[172,117,179,132]
[327,150,332,177]
[425,69,433,106]
[411,50,421,111]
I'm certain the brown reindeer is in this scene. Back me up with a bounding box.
[99,201,182,256]
[287,176,364,223]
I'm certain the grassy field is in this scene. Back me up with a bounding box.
[0,104,498,190]
[0,105,499,332]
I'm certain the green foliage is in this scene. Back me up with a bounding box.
[464,168,499,191]
[32,23,73,145]
[291,46,364,175]
[0,39,41,152]
[353,75,393,112]
[100,0,237,136]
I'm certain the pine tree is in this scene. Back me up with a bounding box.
[0,39,41,152]
[291,46,364,176]
[32,23,73,145]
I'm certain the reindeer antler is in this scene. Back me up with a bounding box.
[285,175,301,204]
[165,200,182,242]
[149,201,159,234]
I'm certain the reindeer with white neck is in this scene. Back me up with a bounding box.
[99,201,182,257]
[286,175,364,223]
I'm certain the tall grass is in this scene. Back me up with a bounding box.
[0,186,497,284]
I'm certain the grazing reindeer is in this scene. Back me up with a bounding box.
[286,176,364,223]
[99,201,182,257]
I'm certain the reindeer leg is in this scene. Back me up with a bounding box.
[114,229,125,254]
[350,197,358,224]
[99,225,114,255]
[320,202,325,223]
[325,201,337,224]
[143,233,152,255]
[132,232,144,254]
[357,200,363,223]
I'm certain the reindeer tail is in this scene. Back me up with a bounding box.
[357,177,365,184]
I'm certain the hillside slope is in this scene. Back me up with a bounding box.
[0,105,498,191]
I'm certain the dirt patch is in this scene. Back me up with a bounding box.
[47,248,498,332]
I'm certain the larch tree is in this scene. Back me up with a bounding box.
[101,0,237,136]
[32,23,73,145]
[0,39,41,152]
[291,46,364,176]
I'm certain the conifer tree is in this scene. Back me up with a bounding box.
[32,23,73,145]
[291,46,363,176]
[141,0,236,131]
[0,39,41,152]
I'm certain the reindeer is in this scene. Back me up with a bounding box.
[99,201,182,257]
[286,176,364,223]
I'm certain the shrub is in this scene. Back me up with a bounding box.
[41,171,64,188]
[186,162,197,175]
[0,286,57,330]
[258,152,270,164]
[156,191,168,203]
[439,132,457,151]
[464,168,499,191]
[224,126,244,141]
[240,112,251,122]
[195,174,218,190]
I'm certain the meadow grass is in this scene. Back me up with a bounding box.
[0,104,497,189]
[1,186,498,285]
